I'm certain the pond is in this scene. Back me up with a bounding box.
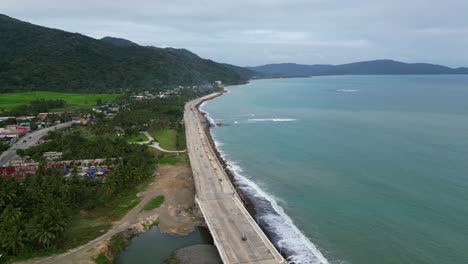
[114,226,213,264]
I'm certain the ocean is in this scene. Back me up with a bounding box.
[200,75,468,264]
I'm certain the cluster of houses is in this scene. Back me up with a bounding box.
[130,90,179,100]
[129,81,223,101]
[1,156,117,179]
[0,124,29,139]
[0,113,60,141]
[92,103,121,117]
[0,111,96,146]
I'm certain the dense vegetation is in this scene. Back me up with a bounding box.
[0,142,9,154]
[0,14,251,93]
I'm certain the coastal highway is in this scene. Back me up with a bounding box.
[0,121,73,166]
[185,93,286,264]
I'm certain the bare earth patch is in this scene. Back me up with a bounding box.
[156,164,205,235]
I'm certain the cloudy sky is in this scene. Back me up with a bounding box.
[2,0,468,67]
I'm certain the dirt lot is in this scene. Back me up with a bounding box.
[156,164,205,235]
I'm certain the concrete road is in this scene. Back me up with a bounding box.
[0,121,73,166]
[185,93,286,264]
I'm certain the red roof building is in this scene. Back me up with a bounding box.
[37,113,48,119]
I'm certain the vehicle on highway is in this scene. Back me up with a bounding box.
[28,136,32,139]
[23,140,27,143]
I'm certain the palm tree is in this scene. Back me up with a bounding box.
[0,206,26,254]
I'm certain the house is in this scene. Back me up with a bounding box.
[131,95,144,100]
[19,123,31,132]
[0,117,14,122]
[37,113,48,119]
[92,107,103,113]
[4,125,28,135]
[0,128,23,138]
[16,116,35,121]
[43,152,63,161]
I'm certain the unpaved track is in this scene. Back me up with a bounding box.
[134,131,187,154]
[15,164,196,264]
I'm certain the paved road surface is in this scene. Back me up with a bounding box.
[0,122,73,166]
[185,93,286,264]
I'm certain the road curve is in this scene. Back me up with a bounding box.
[185,93,286,264]
[0,121,73,166]
[137,131,187,154]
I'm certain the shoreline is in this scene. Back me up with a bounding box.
[195,86,330,264]
[195,93,259,215]
[193,89,286,258]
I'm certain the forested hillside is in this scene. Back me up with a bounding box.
[0,14,250,92]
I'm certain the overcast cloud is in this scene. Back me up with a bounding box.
[2,0,468,67]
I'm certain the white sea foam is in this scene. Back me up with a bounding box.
[248,118,297,122]
[199,102,217,126]
[336,89,359,93]
[212,135,329,264]
[204,100,328,263]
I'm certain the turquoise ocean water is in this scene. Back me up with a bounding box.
[200,76,468,264]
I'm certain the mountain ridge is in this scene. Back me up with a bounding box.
[0,14,254,93]
[248,59,468,77]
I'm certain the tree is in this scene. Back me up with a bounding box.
[26,203,68,248]
[0,205,26,255]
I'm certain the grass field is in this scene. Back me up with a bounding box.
[158,153,189,165]
[0,91,120,112]
[127,133,148,143]
[143,195,165,211]
[148,127,178,150]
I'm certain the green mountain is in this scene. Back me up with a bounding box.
[248,60,468,77]
[100,36,140,47]
[0,14,252,93]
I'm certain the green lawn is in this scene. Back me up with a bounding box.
[0,91,120,112]
[158,153,189,165]
[143,195,165,211]
[149,128,178,150]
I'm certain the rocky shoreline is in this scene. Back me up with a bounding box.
[195,91,284,248]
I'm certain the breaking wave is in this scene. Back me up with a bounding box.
[336,89,359,93]
[248,118,297,122]
[199,102,216,126]
[201,97,329,264]
[212,137,329,264]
